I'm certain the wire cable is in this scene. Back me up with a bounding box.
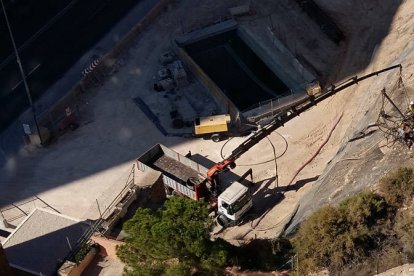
[266,136,279,188]
[220,131,289,166]
[239,113,344,238]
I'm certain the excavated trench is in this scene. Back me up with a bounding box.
[175,20,316,122]
[184,30,290,110]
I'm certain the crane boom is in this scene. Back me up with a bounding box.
[207,64,402,184]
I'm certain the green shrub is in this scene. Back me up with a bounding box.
[377,245,406,272]
[117,196,228,275]
[292,192,388,274]
[339,192,387,226]
[74,243,91,263]
[379,167,414,207]
[163,263,191,276]
[394,210,414,254]
[291,168,414,274]
[292,205,347,273]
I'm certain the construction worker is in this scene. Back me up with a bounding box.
[397,121,414,149]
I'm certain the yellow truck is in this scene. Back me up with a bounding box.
[194,114,231,142]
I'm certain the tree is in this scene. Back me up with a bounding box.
[117,196,228,275]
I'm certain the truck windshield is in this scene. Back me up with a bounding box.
[230,192,251,214]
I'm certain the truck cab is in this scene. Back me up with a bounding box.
[216,181,253,226]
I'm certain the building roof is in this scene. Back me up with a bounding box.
[1,208,88,276]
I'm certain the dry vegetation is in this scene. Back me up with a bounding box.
[291,167,414,275]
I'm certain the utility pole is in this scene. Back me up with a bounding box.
[1,0,42,145]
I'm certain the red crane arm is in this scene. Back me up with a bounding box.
[205,64,402,185]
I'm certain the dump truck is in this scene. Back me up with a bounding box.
[136,144,253,225]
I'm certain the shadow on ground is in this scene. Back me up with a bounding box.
[320,0,403,83]
[251,175,319,218]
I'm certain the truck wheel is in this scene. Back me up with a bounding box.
[211,134,220,142]
[216,214,229,227]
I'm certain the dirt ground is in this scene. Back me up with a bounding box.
[1,2,414,274]
[375,263,414,276]
[82,235,125,276]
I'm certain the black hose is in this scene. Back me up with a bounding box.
[220,131,288,166]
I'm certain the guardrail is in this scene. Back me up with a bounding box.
[62,164,136,263]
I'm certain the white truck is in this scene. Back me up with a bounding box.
[216,181,253,226]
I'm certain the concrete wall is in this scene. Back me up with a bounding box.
[265,27,315,83]
[175,20,238,46]
[235,26,317,122]
[101,186,139,233]
[58,248,97,276]
[174,45,240,121]
[237,26,313,91]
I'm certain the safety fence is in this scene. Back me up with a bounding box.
[242,89,311,123]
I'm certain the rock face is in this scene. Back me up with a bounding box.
[286,0,414,233]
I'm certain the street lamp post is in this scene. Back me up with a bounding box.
[1,0,43,145]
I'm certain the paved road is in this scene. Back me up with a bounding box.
[0,0,158,129]
[0,0,159,167]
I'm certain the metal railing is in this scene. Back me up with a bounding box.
[242,87,309,123]
[62,164,136,263]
